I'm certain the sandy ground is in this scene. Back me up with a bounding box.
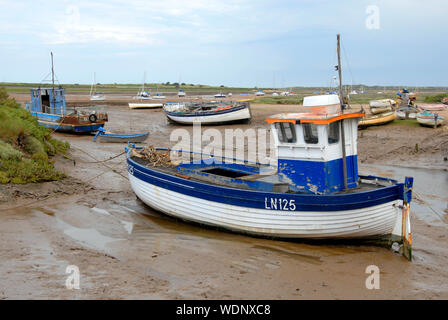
[1,93,448,299]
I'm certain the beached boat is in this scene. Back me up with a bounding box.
[93,127,149,143]
[255,90,265,96]
[163,101,251,125]
[90,73,106,101]
[396,106,419,120]
[132,72,152,100]
[358,111,396,128]
[152,92,166,100]
[214,92,226,98]
[25,53,108,133]
[416,111,445,128]
[128,103,163,109]
[178,89,186,97]
[126,34,414,260]
[369,99,396,114]
[418,104,447,111]
[126,108,413,259]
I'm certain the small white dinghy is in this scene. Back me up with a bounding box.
[416,111,445,128]
[396,105,419,119]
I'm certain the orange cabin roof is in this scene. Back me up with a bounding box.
[266,112,365,125]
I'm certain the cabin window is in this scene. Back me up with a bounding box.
[275,122,296,143]
[328,122,340,144]
[303,123,319,144]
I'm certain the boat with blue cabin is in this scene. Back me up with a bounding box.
[25,53,108,133]
[125,35,414,259]
[126,93,413,260]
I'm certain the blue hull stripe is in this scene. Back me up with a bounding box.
[127,155,403,212]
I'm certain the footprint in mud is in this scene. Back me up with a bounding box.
[231,255,281,273]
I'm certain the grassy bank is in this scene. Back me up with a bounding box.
[0,87,69,184]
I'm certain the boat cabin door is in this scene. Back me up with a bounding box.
[41,89,50,113]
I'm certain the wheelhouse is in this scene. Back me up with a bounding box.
[267,111,364,194]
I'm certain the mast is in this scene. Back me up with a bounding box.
[90,73,95,96]
[51,52,55,90]
[337,34,348,190]
[51,52,56,114]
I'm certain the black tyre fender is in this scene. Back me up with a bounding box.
[89,114,97,123]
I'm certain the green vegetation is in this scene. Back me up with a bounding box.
[252,95,303,105]
[0,87,69,184]
[423,93,448,103]
[391,119,420,127]
[0,82,257,94]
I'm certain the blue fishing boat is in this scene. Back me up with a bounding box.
[125,35,414,260]
[93,127,149,143]
[25,53,108,133]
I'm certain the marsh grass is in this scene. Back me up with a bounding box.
[0,87,69,184]
[423,93,448,103]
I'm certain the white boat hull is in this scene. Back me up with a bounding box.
[417,117,445,127]
[129,174,403,239]
[166,106,251,124]
[90,96,106,101]
[129,103,163,109]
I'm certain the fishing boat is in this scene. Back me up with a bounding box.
[255,89,265,96]
[369,99,396,114]
[358,111,396,128]
[418,104,446,111]
[126,108,413,259]
[163,100,251,125]
[25,53,108,133]
[126,35,414,260]
[416,111,445,128]
[90,72,106,101]
[396,105,419,120]
[178,89,186,97]
[93,127,149,143]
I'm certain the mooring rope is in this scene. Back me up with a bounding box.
[413,191,447,224]
[80,151,126,164]
[71,146,129,180]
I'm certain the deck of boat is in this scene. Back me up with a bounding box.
[130,156,389,195]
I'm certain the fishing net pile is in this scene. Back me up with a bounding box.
[131,146,174,167]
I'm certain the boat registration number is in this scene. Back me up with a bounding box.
[264,197,296,211]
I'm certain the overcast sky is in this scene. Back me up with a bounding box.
[1,0,447,88]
